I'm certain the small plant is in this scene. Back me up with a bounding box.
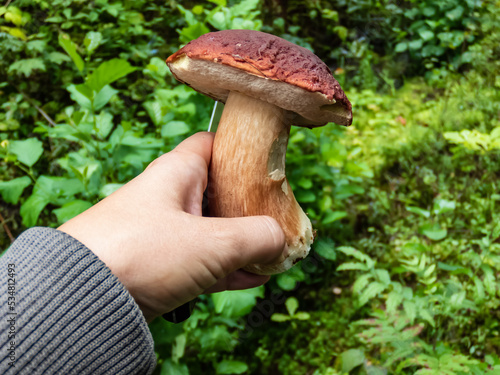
[271,297,310,323]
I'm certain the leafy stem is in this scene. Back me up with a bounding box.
[15,162,36,183]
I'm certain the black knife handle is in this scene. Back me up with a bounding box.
[162,299,197,324]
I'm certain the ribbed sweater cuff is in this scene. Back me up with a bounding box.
[0,227,156,374]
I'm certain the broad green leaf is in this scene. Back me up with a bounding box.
[192,5,204,15]
[216,360,248,375]
[160,359,189,375]
[58,34,85,72]
[2,120,20,131]
[422,7,435,17]
[314,239,336,261]
[178,23,210,43]
[0,26,27,40]
[99,183,124,198]
[26,40,46,53]
[144,101,163,126]
[473,276,485,301]
[20,193,50,227]
[176,5,197,26]
[149,317,184,346]
[409,39,423,51]
[433,199,456,215]
[20,176,84,226]
[5,7,23,26]
[94,85,119,111]
[340,349,365,373]
[285,297,299,316]
[84,31,102,54]
[230,0,260,17]
[211,286,264,318]
[270,313,290,322]
[366,365,387,375]
[395,42,407,53]
[45,15,64,23]
[297,177,313,189]
[276,273,297,291]
[199,325,233,353]
[161,121,190,137]
[119,134,163,148]
[322,210,347,224]
[420,223,447,241]
[437,262,470,275]
[8,58,46,77]
[95,111,114,139]
[446,6,464,20]
[37,176,85,198]
[47,124,91,143]
[334,25,348,41]
[68,84,118,111]
[207,11,227,30]
[406,206,430,218]
[335,183,364,199]
[47,51,71,64]
[73,83,94,101]
[295,190,315,203]
[233,18,261,30]
[481,265,496,296]
[208,0,227,7]
[171,334,186,363]
[294,312,310,320]
[0,176,31,204]
[53,200,92,223]
[87,59,137,93]
[418,29,434,42]
[9,138,44,167]
[208,0,227,6]
[276,266,305,291]
[144,57,169,77]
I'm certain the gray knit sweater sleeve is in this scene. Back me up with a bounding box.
[0,227,157,374]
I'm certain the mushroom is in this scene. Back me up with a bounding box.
[166,30,352,275]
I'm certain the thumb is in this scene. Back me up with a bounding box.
[192,215,287,273]
[169,131,214,167]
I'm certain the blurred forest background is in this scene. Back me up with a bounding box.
[1,0,500,374]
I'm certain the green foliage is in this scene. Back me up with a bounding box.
[261,0,491,89]
[1,0,500,374]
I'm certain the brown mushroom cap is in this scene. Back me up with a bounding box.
[166,30,352,126]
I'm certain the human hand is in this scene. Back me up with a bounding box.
[58,132,286,322]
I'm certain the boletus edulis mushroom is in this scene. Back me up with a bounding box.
[166,30,352,275]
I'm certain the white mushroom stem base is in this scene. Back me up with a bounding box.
[208,91,314,275]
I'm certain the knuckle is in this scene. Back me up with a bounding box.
[145,152,170,171]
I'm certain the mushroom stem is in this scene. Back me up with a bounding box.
[208,91,313,275]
